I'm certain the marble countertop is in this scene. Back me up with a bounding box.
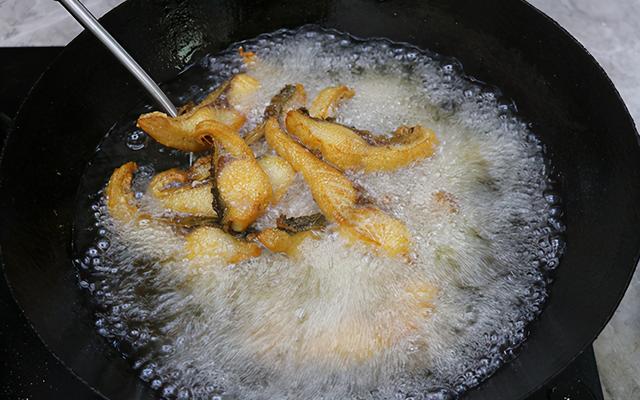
[1,0,638,399]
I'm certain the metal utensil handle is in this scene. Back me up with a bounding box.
[57,0,178,117]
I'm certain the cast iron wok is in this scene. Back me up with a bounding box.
[1,0,639,399]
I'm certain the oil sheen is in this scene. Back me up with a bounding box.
[76,26,564,400]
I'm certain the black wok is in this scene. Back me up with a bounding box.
[1,0,639,399]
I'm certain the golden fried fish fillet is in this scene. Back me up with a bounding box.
[106,162,259,264]
[257,155,295,204]
[147,167,215,218]
[196,120,272,232]
[137,73,260,152]
[309,85,355,119]
[184,226,261,264]
[147,153,291,222]
[285,109,438,172]
[225,74,261,114]
[105,162,140,224]
[264,118,411,257]
[138,107,244,152]
[253,228,315,258]
[187,153,294,205]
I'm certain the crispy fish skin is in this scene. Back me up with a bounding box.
[105,162,140,223]
[257,155,295,204]
[276,213,327,233]
[309,85,355,119]
[196,120,272,232]
[184,226,261,264]
[244,83,307,145]
[285,109,438,172]
[137,73,261,152]
[137,107,246,152]
[264,118,411,257]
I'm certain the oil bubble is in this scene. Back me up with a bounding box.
[78,26,562,400]
[126,130,147,151]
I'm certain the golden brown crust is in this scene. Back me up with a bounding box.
[257,155,295,204]
[147,171,216,218]
[264,118,411,257]
[105,162,140,223]
[226,74,261,113]
[254,228,315,258]
[196,120,272,232]
[309,85,355,119]
[184,226,262,264]
[137,73,261,152]
[137,107,245,152]
[285,109,438,172]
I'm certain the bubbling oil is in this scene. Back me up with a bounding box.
[75,26,564,399]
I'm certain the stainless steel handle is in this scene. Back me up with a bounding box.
[56,0,178,117]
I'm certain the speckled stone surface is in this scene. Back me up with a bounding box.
[526,2,640,399]
[0,0,124,46]
[1,1,638,399]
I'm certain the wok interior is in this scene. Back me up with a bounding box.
[0,1,638,399]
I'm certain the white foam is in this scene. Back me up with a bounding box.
[83,27,562,399]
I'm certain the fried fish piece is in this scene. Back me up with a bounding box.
[187,154,214,181]
[196,120,272,232]
[147,167,216,218]
[264,118,411,256]
[253,228,315,258]
[336,207,412,256]
[188,153,294,205]
[184,226,262,264]
[257,155,295,204]
[285,109,438,172]
[309,85,355,119]
[225,73,261,113]
[254,213,326,257]
[149,153,292,221]
[106,162,259,265]
[106,161,216,224]
[105,162,140,224]
[137,74,260,152]
[404,281,439,315]
[137,107,245,152]
[244,84,307,145]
